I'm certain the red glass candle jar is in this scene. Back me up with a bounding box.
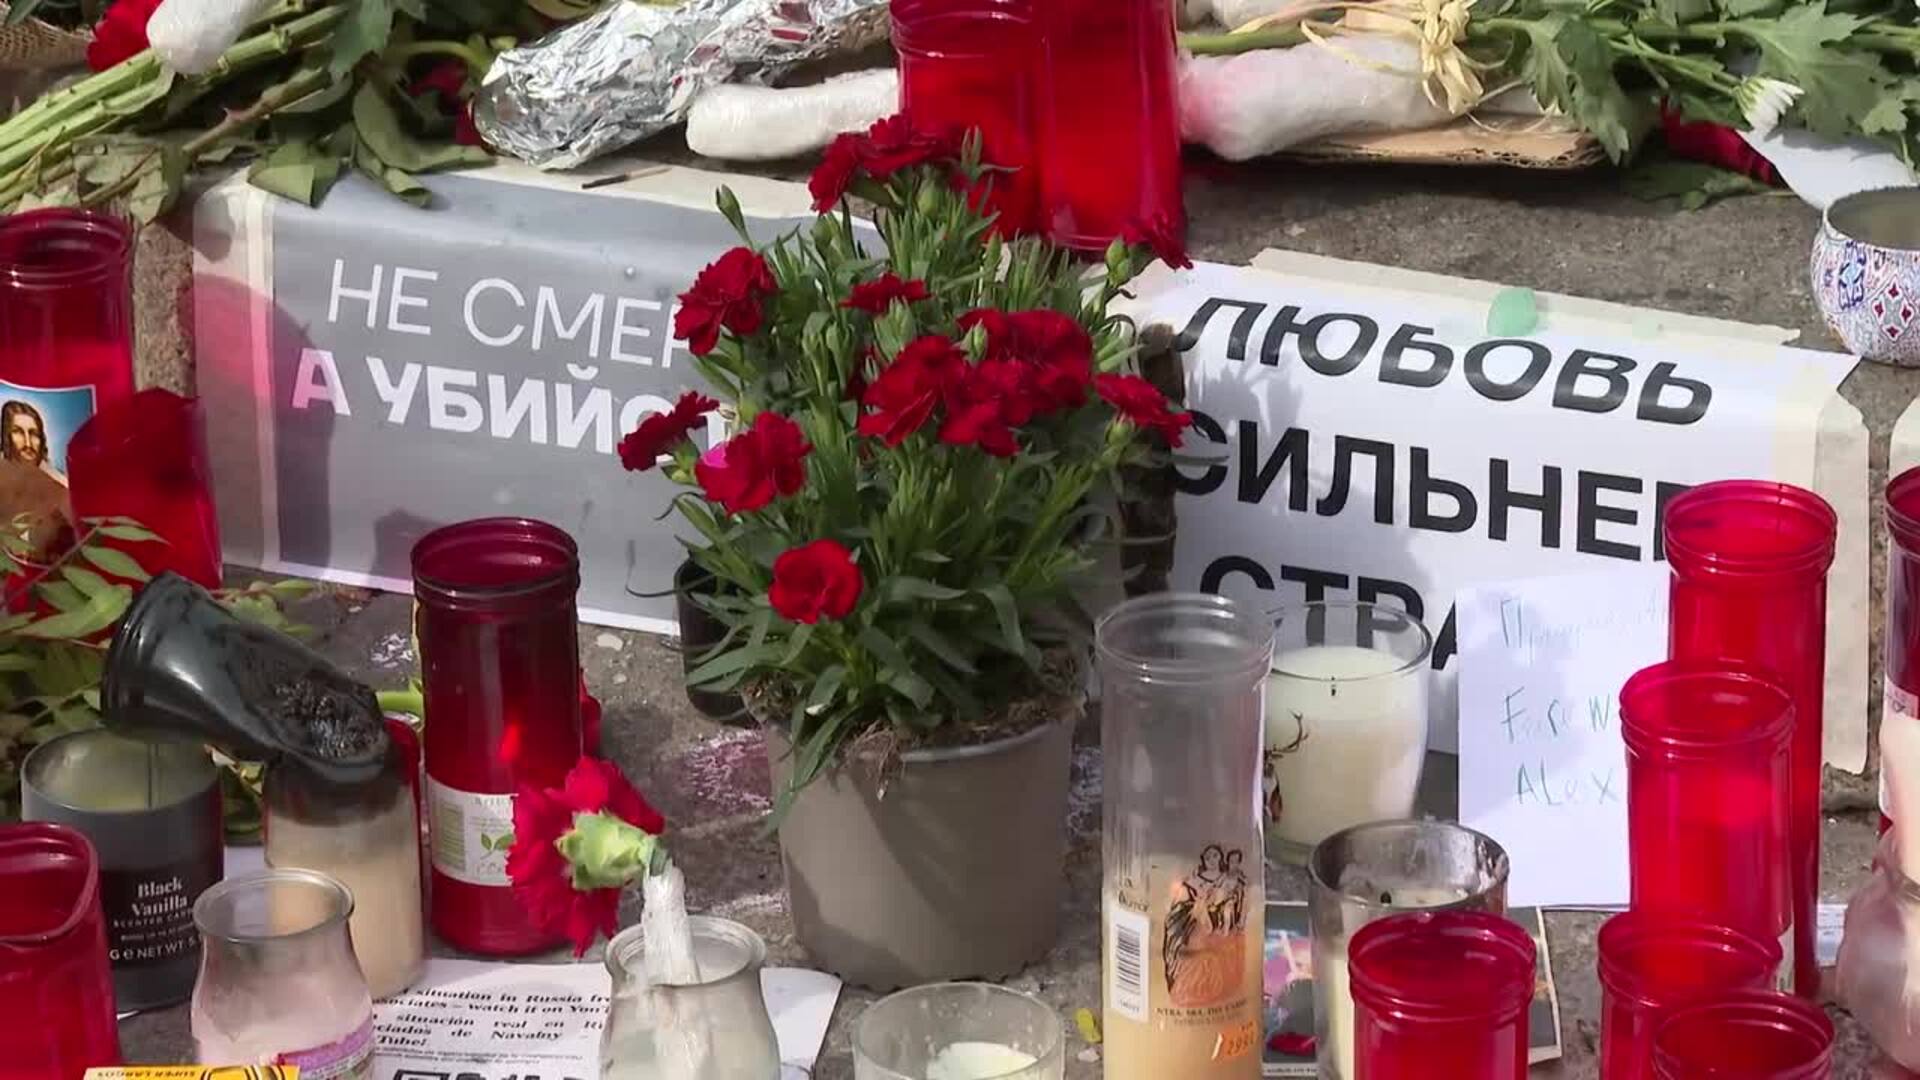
[1651,991,1833,1080]
[1884,468,1920,846]
[1599,912,1783,1080]
[0,210,137,486]
[892,0,1042,235]
[1665,480,1837,997]
[67,389,222,588]
[1034,0,1184,254]
[0,823,121,1079]
[414,518,583,955]
[1347,909,1534,1080]
[1621,661,1794,988]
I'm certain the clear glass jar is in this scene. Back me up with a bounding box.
[600,915,780,1080]
[264,745,424,1001]
[854,982,1064,1080]
[1837,834,1920,1071]
[190,869,374,1075]
[1095,593,1271,1080]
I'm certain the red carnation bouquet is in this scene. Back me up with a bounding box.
[620,117,1190,820]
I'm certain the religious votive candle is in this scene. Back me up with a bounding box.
[1650,991,1833,1080]
[1598,912,1783,1080]
[1308,821,1510,1080]
[1883,467,1920,849]
[1348,910,1535,1080]
[1265,602,1431,863]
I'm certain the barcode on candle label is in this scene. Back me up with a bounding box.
[1108,905,1149,1023]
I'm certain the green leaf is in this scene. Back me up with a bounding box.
[80,544,151,582]
[351,83,490,174]
[1508,13,1645,160]
[780,622,815,665]
[1735,3,1882,139]
[16,586,130,640]
[805,663,849,713]
[34,581,86,614]
[1715,0,1784,15]
[330,0,399,79]
[886,576,966,604]
[977,583,1026,658]
[1625,159,1774,209]
[856,625,915,680]
[684,642,782,687]
[72,135,187,224]
[1654,0,1714,20]
[905,619,978,674]
[0,653,39,673]
[59,565,114,601]
[883,667,934,709]
[248,141,344,207]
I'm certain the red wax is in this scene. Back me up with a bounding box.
[1034,0,1184,253]
[1598,912,1782,1080]
[892,0,1043,235]
[1348,910,1534,1080]
[414,518,583,956]
[0,823,121,1079]
[1651,991,1833,1079]
[1885,468,1920,842]
[1664,481,1837,997]
[1621,661,1794,986]
[67,389,222,589]
[0,210,136,428]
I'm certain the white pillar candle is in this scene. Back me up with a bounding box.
[925,1041,1039,1080]
[1319,886,1471,1080]
[1265,646,1428,854]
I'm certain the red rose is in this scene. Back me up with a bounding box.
[407,60,485,148]
[1660,105,1781,185]
[939,359,1030,457]
[1122,213,1194,271]
[674,247,778,357]
[769,540,862,624]
[959,308,1092,415]
[695,411,811,514]
[858,335,967,446]
[811,133,863,212]
[1097,373,1192,448]
[619,390,718,472]
[842,273,931,315]
[507,756,666,956]
[86,0,162,71]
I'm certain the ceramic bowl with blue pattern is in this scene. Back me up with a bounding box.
[1812,187,1920,367]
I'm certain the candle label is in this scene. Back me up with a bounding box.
[98,845,221,970]
[0,378,96,485]
[1881,680,1919,819]
[426,779,515,886]
[274,1017,372,1079]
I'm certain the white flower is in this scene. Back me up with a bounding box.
[146,0,276,76]
[1736,77,1805,138]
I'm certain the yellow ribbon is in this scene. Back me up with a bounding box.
[1231,0,1486,117]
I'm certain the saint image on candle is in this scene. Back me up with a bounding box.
[1265,603,1432,860]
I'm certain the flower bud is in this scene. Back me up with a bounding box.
[557,810,659,891]
[716,186,749,240]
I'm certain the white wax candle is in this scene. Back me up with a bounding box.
[925,1042,1039,1080]
[1265,646,1426,852]
[1319,888,1471,1080]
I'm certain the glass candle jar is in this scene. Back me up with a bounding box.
[190,869,374,1073]
[1621,661,1795,989]
[1836,832,1920,1071]
[1035,0,1183,253]
[1265,602,1431,863]
[855,982,1065,1080]
[891,0,1042,235]
[1308,821,1510,1080]
[1665,480,1837,997]
[0,209,137,480]
[1096,593,1270,1080]
[1884,467,1920,846]
[414,518,584,956]
[67,389,223,589]
[264,745,425,1001]
[600,916,781,1080]
[0,822,121,1079]
[1650,991,1833,1080]
[1598,912,1783,1080]
[1347,910,1535,1080]
[22,730,223,1011]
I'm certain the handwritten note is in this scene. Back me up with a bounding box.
[1456,567,1669,908]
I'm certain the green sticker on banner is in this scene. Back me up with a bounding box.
[1487,287,1540,337]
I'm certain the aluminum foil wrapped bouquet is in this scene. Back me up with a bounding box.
[476,0,891,170]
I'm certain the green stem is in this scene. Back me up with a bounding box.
[382,40,496,76]
[1178,26,1309,55]
[0,54,162,150]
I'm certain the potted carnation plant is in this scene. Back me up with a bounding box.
[619,117,1192,989]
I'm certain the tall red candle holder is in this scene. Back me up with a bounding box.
[1884,467,1920,842]
[67,389,223,589]
[1598,911,1783,1080]
[1034,0,1183,254]
[1620,661,1794,988]
[0,822,121,1079]
[1347,909,1534,1080]
[1664,480,1837,996]
[0,210,137,485]
[1651,990,1832,1080]
[892,0,1042,235]
[414,518,584,956]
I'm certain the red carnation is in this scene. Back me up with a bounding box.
[618,391,718,472]
[940,359,1031,457]
[507,756,666,956]
[807,115,961,212]
[769,539,863,624]
[959,307,1093,415]
[1122,213,1194,271]
[811,133,863,212]
[695,410,812,514]
[674,247,778,357]
[1097,373,1192,448]
[842,273,931,315]
[858,335,967,446]
[87,0,162,71]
